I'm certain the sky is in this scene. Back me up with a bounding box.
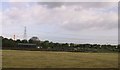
[0,1,118,45]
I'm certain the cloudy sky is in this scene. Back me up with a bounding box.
[1,1,118,44]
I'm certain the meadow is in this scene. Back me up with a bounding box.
[2,50,118,68]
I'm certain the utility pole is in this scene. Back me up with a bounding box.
[23,26,27,40]
[13,35,15,40]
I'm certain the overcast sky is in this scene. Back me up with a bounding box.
[1,1,118,44]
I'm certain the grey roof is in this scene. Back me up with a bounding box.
[18,43,36,46]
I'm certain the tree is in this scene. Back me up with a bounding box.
[70,43,75,47]
[62,43,69,47]
[16,39,21,43]
[21,40,28,43]
[41,40,49,48]
[2,38,17,47]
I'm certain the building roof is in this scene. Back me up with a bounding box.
[18,43,36,46]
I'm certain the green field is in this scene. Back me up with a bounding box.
[2,50,118,68]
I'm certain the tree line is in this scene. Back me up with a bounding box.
[1,36,119,52]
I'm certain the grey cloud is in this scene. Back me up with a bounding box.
[62,22,117,32]
[2,2,118,44]
[61,15,117,31]
[37,2,117,9]
[37,2,65,8]
[4,2,117,32]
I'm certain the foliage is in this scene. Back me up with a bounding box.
[1,36,119,52]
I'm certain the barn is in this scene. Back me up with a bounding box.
[17,43,37,49]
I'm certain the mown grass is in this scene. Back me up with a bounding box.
[2,50,118,68]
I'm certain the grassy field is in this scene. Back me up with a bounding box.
[2,50,118,68]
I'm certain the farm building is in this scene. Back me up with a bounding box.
[17,43,37,48]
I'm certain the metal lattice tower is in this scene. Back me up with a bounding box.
[23,26,27,40]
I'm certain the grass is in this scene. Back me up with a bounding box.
[2,50,118,68]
